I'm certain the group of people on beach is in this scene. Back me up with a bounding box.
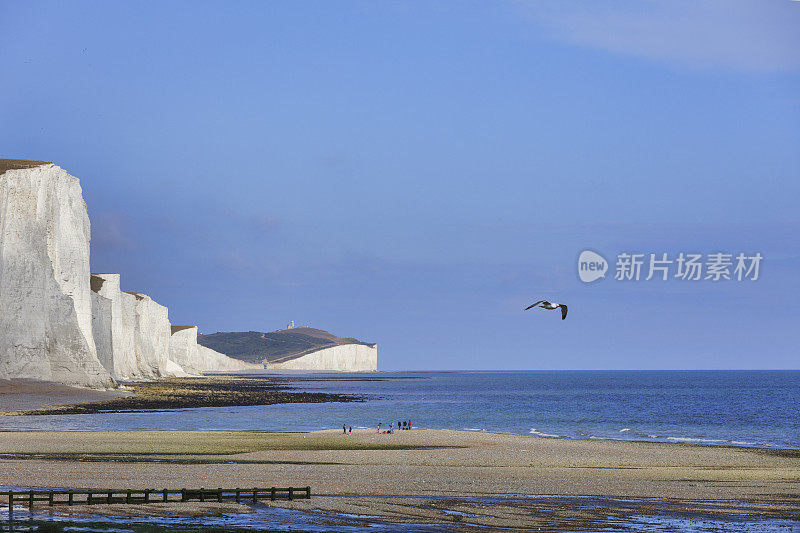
[341,419,413,434]
[377,419,412,434]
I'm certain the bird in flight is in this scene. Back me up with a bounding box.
[525,300,568,320]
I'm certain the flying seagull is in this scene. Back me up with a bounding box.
[525,300,568,320]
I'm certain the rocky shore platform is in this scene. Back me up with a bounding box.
[1,376,363,415]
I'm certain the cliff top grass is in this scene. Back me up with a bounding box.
[0,159,51,175]
[123,291,148,300]
[89,274,105,292]
[198,327,376,364]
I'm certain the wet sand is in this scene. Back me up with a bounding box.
[0,379,130,413]
[1,429,798,529]
[1,376,362,415]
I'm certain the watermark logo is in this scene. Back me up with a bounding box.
[577,251,763,283]
[578,250,608,283]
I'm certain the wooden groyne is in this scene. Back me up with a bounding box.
[3,487,310,513]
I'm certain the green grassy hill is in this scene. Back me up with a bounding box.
[197,327,375,364]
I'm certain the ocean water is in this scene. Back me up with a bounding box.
[1,371,798,449]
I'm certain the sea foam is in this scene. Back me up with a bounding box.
[529,428,560,438]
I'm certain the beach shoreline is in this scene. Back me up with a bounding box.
[1,376,798,529]
[0,428,797,530]
[0,376,363,416]
[0,379,132,413]
[2,372,796,451]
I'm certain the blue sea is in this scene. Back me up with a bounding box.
[1,370,798,449]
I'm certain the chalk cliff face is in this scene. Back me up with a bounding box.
[1,160,256,386]
[90,290,114,375]
[90,274,139,379]
[90,281,255,379]
[169,326,259,374]
[197,344,261,372]
[265,343,377,371]
[168,326,198,373]
[0,163,113,387]
[129,292,171,378]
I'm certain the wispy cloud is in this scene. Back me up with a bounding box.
[91,211,136,251]
[513,0,800,71]
[249,213,281,235]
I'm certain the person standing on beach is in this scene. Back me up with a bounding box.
[378,423,381,433]
[348,426,352,433]
[343,424,347,434]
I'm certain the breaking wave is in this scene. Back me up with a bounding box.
[529,428,561,438]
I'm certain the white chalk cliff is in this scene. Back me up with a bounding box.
[264,344,378,371]
[90,274,140,379]
[0,160,258,387]
[197,327,378,372]
[170,326,255,375]
[0,162,113,387]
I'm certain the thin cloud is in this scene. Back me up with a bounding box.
[91,212,136,251]
[513,0,800,71]
[250,214,281,235]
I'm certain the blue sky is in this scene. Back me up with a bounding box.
[1,1,798,370]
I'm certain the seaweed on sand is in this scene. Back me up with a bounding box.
[15,376,365,415]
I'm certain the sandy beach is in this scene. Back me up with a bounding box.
[1,428,798,529]
[0,379,130,413]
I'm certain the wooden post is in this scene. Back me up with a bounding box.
[181,489,186,502]
[235,489,240,503]
[49,491,54,506]
[163,489,168,502]
[29,489,34,511]
[270,487,275,501]
[126,490,131,504]
[254,488,259,503]
[288,488,293,501]
[68,490,73,506]
[200,488,205,502]
[306,486,311,499]
[87,491,92,505]
[144,490,150,503]
[8,491,13,517]
[217,488,222,503]
[108,490,113,504]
